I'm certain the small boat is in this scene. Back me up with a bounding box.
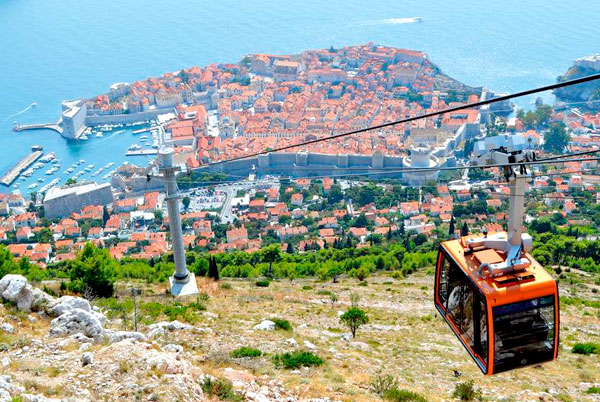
[79,159,85,164]
[140,135,148,140]
[28,183,38,189]
[31,145,43,152]
[80,135,89,140]
[37,178,45,182]
[128,143,142,151]
[96,133,103,138]
[114,129,126,135]
[45,169,54,175]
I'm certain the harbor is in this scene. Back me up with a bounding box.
[0,150,43,186]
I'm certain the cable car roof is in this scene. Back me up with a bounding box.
[441,231,557,307]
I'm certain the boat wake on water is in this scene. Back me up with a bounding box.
[379,17,424,25]
[3,102,37,122]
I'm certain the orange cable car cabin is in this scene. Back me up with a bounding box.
[435,232,559,375]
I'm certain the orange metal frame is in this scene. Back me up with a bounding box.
[434,234,559,375]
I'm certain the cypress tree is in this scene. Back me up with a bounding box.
[286,242,294,254]
[461,222,469,237]
[208,256,219,281]
[449,216,456,237]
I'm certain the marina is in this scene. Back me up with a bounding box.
[0,151,43,186]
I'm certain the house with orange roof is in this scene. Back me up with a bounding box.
[290,193,303,207]
[16,226,33,242]
[226,227,248,243]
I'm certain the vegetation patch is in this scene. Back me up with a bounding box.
[571,342,600,355]
[452,380,482,401]
[270,318,292,331]
[383,388,428,402]
[200,376,241,401]
[231,347,262,358]
[272,351,323,369]
[255,279,270,287]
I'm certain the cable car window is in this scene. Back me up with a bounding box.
[445,261,488,368]
[437,250,451,308]
[493,295,555,373]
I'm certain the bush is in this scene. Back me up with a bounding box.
[383,388,428,402]
[272,351,323,369]
[255,279,270,287]
[572,342,600,355]
[302,285,313,290]
[271,318,292,331]
[587,386,600,394]
[200,376,241,401]
[231,347,262,358]
[452,380,482,401]
[369,373,398,396]
[220,283,232,290]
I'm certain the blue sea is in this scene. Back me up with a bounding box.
[0,0,598,194]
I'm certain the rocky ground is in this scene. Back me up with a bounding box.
[0,269,597,402]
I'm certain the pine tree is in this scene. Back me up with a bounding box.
[345,237,353,248]
[286,242,294,254]
[449,216,456,237]
[399,221,405,234]
[461,221,469,237]
[387,228,393,241]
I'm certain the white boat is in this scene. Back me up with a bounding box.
[140,135,148,140]
[45,169,54,175]
[79,159,85,164]
[40,153,56,163]
[22,169,34,177]
[128,143,142,151]
[96,133,103,138]
[80,135,89,140]
[114,129,126,135]
[37,178,44,182]
[28,183,38,189]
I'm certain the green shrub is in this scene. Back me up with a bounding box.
[572,342,600,355]
[587,386,600,394]
[255,279,270,287]
[383,388,427,402]
[452,380,482,401]
[220,283,232,290]
[231,347,262,358]
[200,376,241,401]
[272,351,323,369]
[271,318,292,331]
[369,373,398,396]
[316,290,333,296]
[302,285,313,290]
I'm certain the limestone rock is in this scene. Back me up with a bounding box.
[304,340,316,350]
[0,324,13,334]
[81,352,93,366]
[49,308,104,341]
[163,344,184,354]
[148,320,192,332]
[253,320,276,331]
[46,296,90,317]
[286,338,298,347]
[105,330,147,344]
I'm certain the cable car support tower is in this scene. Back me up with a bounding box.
[157,147,199,296]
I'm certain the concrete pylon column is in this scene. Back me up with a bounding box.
[158,148,198,296]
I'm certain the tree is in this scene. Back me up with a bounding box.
[261,244,281,279]
[208,256,220,281]
[449,216,456,237]
[182,196,191,211]
[67,243,117,298]
[286,242,294,254]
[350,266,370,282]
[461,222,469,237]
[65,178,77,186]
[340,307,369,338]
[544,122,571,154]
[103,206,110,225]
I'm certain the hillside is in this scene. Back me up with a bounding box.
[0,267,597,402]
[554,65,600,108]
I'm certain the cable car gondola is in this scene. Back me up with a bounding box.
[435,135,559,375]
